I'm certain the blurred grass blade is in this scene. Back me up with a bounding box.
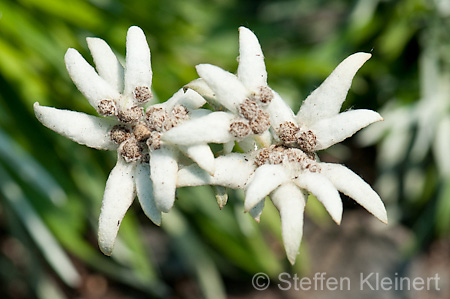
[36,275,67,299]
[110,212,168,297]
[436,177,450,236]
[163,209,226,299]
[0,130,67,205]
[0,167,80,287]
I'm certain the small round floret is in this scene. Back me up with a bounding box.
[229,119,252,138]
[97,99,117,117]
[133,86,153,104]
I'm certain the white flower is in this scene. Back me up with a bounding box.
[34,24,387,265]
[162,27,274,152]
[34,26,207,255]
[176,34,387,264]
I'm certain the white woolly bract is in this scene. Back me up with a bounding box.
[33,103,117,150]
[64,48,121,109]
[86,37,124,93]
[162,111,235,145]
[321,163,388,224]
[98,158,136,256]
[196,64,248,113]
[310,109,383,151]
[135,163,161,225]
[271,183,306,265]
[183,78,217,104]
[295,171,342,224]
[237,27,267,92]
[266,91,296,129]
[238,132,272,152]
[177,153,255,189]
[178,144,215,175]
[244,164,289,212]
[150,147,178,213]
[163,88,206,110]
[297,53,372,125]
[123,26,152,98]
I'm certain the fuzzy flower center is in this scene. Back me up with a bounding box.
[109,104,189,162]
[277,121,317,152]
[97,99,117,117]
[144,104,189,150]
[255,145,320,173]
[254,120,320,174]
[133,86,153,104]
[250,86,274,105]
[229,97,270,138]
[117,106,144,123]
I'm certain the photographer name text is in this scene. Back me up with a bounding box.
[252,272,440,291]
[278,272,440,291]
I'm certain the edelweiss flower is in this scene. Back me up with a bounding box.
[175,28,387,264]
[34,26,206,255]
[162,27,274,152]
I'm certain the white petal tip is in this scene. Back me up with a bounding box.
[64,48,78,61]
[331,212,342,225]
[195,63,212,74]
[372,205,388,224]
[33,102,43,119]
[352,52,372,61]
[287,255,297,265]
[86,37,106,50]
[377,213,388,224]
[368,207,388,224]
[373,112,383,122]
[195,64,224,80]
[327,209,342,225]
[128,25,144,35]
[238,26,259,44]
[100,246,113,256]
[238,26,250,33]
[98,237,114,256]
[178,144,216,175]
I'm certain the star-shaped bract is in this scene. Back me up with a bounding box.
[34,26,207,255]
[176,37,387,264]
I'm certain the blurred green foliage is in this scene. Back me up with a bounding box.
[0,0,449,298]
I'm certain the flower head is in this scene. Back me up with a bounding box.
[34,25,387,264]
[34,26,206,255]
[176,27,387,264]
